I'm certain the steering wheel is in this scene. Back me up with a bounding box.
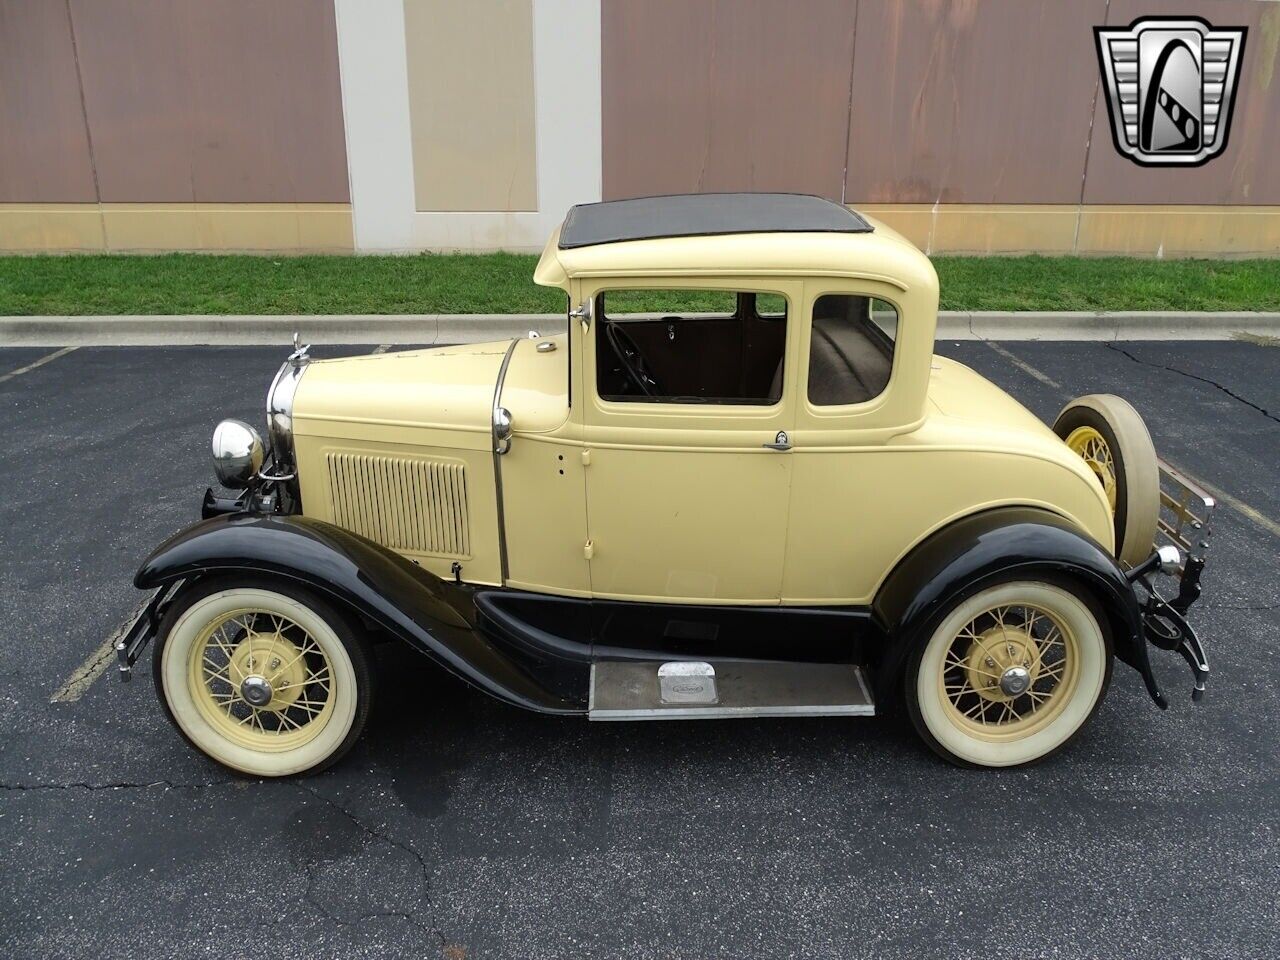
[605,321,663,396]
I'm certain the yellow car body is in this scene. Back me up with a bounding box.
[290,214,1112,606]
[129,193,1212,774]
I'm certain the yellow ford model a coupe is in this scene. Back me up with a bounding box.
[121,194,1213,775]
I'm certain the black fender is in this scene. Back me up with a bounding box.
[135,513,584,715]
[870,507,1165,707]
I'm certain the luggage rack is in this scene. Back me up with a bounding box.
[1136,459,1216,703]
[1156,457,1214,566]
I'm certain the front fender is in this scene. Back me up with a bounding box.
[871,507,1164,707]
[135,514,583,714]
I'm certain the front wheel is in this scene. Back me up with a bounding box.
[905,579,1112,768]
[153,578,374,777]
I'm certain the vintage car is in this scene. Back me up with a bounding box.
[120,193,1213,775]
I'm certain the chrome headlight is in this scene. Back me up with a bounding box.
[266,359,307,469]
[211,419,264,489]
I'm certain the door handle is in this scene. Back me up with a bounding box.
[763,430,791,451]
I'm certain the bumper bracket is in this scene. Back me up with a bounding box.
[115,579,183,681]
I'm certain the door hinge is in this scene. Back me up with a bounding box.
[583,539,594,560]
[581,449,592,467]
[570,299,593,329]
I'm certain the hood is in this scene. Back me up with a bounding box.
[293,336,570,437]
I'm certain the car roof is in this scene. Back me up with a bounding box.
[557,193,872,248]
[534,195,936,295]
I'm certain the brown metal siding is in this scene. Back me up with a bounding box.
[602,0,856,201]
[604,0,1280,211]
[0,0,349,205]
[69,0,349,203]
[1082,0,1280,206]
[0,0,97,203]
[844,0,1107,204]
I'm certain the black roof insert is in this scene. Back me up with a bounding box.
[558,193,873,249]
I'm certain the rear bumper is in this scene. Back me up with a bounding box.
[1127,458,1215,705]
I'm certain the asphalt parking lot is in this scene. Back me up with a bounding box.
[1,337,1277,959]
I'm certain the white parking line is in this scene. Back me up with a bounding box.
[0,346,77,384]
[984,341,1064,391]
[985,342,1280,541]
[51,597,151,703]
[1167,466,1280,540]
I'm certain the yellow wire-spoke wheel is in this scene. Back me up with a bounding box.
[1065,426,1117,513]
[157,584,370,777]
[188,608,335,752]
[910,581,1110,768]
[940,602,1079,738]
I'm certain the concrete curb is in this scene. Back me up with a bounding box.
[2,311,1279,346]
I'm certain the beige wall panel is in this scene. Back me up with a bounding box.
[295,204,357,252]
[845,0,1106,204]
[0,205,105,251]
[101,204,201,251]
[601,0,855,201]
[929,205,1079,254]
[861,203,1080,255]
[0,1,97,202]
[1076,206,1280,258]
[67,0,349,203]
[1083,0,1280,205]
[857,204,936,250]
[96,203,352,252]
[404,0,537,212]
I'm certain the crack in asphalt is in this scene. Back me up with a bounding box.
[1105,342,1280,425]
[0,778,234,792]
[295,782,445,947]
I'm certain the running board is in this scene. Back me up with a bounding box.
[588,660,875,721]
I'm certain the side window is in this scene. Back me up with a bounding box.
[595,289,787,405]
[807,294,898,406]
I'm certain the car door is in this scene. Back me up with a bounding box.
[579,280,801,604]
[781,283,926,605]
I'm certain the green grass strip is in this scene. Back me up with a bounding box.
[2,253,1278,315]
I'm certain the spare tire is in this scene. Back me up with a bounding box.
[1053,394,1159,569]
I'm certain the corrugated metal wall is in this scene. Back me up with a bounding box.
[0,0,349,204]
[602,0,1280,206]
[2,0,1278,254]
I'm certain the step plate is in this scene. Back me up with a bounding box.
[589,660,874,721]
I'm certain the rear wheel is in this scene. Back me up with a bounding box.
[1054,394,1159,568]
[153,578,374,777]
[905,579,1112,767]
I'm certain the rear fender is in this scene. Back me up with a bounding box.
[871,507,1163,706]
[135,514,583,714]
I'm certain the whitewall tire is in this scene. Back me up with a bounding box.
[1054,394,1160,569]
[906,580,1112,768]
[153,579,373,777]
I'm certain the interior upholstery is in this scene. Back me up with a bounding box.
[597,293,785,403]
[596,291,894,406]
[806,295,894,405]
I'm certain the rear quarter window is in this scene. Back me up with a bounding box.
[807,294,897,406]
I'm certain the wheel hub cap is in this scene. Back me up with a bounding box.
[999,665,1032,697]
[227,633,306,712]
[239,675,273,707]
[965,626,1042,703]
